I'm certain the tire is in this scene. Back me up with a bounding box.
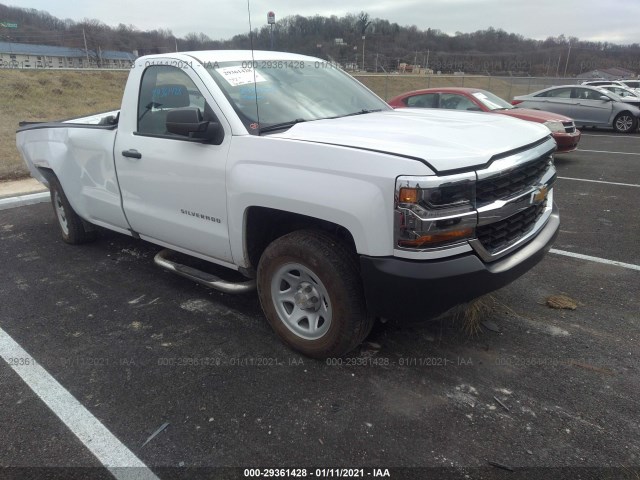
[613,112,638,133]
[257,230,373,359]
[49,176,97,244]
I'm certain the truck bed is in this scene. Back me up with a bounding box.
[16,109,129,233]
[18,110,120,131]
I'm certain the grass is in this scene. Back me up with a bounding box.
[0,69,128,180]
[0,69,542,180]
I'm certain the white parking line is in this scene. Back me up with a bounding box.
[550,249,640,272]
[581,134,640,139]
[558,177,640,188]
[0,327,159,480]
[577,149,640,156]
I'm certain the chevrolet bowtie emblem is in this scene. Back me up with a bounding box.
[531,185,549,204]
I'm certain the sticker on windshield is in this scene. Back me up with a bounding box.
[216,66,267,87]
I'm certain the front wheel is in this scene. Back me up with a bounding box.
[613,112,638,133]
[49,176,97,244]
[257,230,373,358]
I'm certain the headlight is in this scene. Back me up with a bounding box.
[396,173,477,249]
[543,121,566,133]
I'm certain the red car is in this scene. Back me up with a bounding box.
[388,87,581,153]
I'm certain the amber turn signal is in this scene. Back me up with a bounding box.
[398,187,419,204]
[398,228,474,248]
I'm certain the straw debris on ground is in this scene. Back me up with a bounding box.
[545,294,578,310]
[449,294,498,337]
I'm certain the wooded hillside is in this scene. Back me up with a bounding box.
[1,4,639,75]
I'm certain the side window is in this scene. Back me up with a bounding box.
[538,88,572,98]
[137,65,212,136]
[406,93,438,108]
[440,93,478,110]
[575,88,605,100]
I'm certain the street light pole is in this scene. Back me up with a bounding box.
[362,35,366,71]
[267,11,276,50]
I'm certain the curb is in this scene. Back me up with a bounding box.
[0,192,50,211]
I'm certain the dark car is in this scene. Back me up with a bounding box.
[388,87,581,153]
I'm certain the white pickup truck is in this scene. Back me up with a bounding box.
[17,50,559,358]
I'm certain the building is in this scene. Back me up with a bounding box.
[0,41,135,69]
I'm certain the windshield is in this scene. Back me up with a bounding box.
[594,87,622,101]
[603,86,639,98]
[471,90,513,110]
[205,60,390,134]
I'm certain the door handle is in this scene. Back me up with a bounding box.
[122,149,142,159]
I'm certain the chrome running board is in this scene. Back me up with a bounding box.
[154,249,256,294]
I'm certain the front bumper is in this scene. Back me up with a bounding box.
[553,130,581,153]
[359,204,559,322]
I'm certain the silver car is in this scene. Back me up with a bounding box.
[512,85,640,133]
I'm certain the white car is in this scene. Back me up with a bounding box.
[582,80,640,95]
[597,84,640,109]
[620,79,640,92]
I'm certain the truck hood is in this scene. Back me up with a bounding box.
[275,109,550,173]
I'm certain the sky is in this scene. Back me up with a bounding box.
[6,0,640,45]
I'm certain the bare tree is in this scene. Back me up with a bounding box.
[356,12,371,35]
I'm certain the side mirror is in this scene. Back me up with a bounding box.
[166,107,221,142]
[599,95,611,102]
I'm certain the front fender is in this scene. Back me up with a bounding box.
[226,136,433,267]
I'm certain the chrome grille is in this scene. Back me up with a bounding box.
[476,155,550,205]
[476,201,547,254]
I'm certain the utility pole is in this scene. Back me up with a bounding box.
[82,28,90,67]
[375,53,378,73]
[175,37,178,52]
[563,43,571,78]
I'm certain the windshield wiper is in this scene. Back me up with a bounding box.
[259,118,307,133]
[343,108,383,117]
[323,108,384,121]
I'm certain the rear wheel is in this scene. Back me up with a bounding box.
[257,230,373,358]
[49,176,97,244]
[613,112,637,133]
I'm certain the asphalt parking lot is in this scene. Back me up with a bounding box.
[1,131,639,480]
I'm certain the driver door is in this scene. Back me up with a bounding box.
[569,87,614,126]
[114,64,233,263]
